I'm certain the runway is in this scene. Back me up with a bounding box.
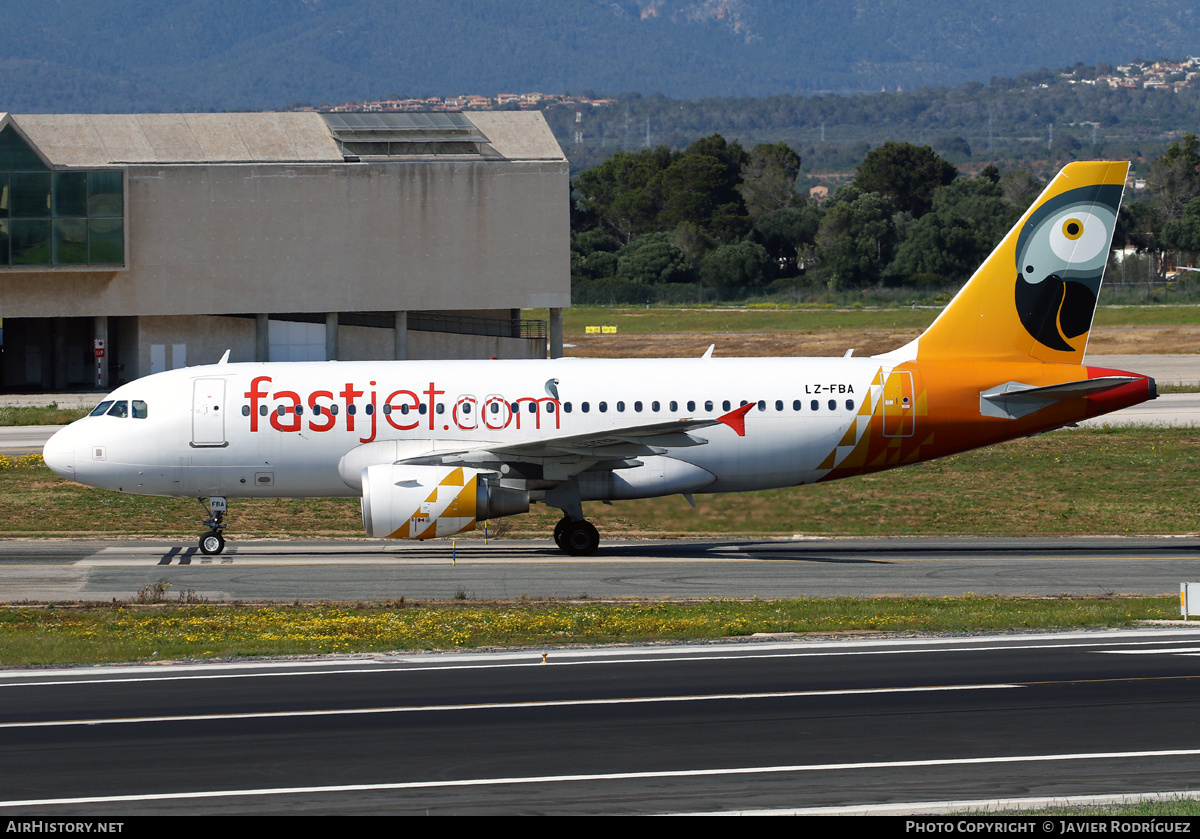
[3,628,1200,815]
[2,536,1199,602]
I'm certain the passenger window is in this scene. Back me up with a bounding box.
[651,401,660,412]
[582,402,590,413]
[846,400,855,411]
[722,400,731,411]
[259,405,268,416]
[687,401,695,412]
[599,401,608,413]
[89,401,114,417]
[242,405,250,416]
[811,400,819,411]
[106,401,128,418]
[704,400,713,412]
[828,399,836,411]
[669,401,677,411]
[634,401,642,412]
[564,402,572,413]
[793,400,801,411]
[617,401,625,412]
[775,400,783,412]
[758,400,766,411]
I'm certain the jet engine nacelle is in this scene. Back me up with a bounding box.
[360,464,529,539]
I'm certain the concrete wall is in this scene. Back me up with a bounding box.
[0,159,570,318]
[132,315,542,379]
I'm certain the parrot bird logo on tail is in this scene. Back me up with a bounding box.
[1013,184,1123,353]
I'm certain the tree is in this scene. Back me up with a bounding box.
[887,174,1021,284]
[1161,195,1200,254]
[750,204,821,278]
[573,146,676,243]
[699,240,772,289]
[737,142,802,219]
[615,233,693,285]
[813,188,896,288]
[999,170,1044,211]
[1147,133,1200,225]
[853,142,957,217]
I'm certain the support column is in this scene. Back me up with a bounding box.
[93,316,109,390]
[394,311,408,360]
[255,314,269,362]
[549,307,564,359]
[54,318,67,390]
[325,313,339,361]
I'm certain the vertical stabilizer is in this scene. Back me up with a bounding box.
[911,161,1128,365]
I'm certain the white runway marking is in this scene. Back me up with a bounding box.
[0,683,1019,729]
[4,748,1200,809]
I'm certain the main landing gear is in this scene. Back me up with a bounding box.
[199,496,228,555]
[553,516,599,557]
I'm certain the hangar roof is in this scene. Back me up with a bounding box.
[3,111,564,167]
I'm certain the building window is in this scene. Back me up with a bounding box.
[0,126,125,268]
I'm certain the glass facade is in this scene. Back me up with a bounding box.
[0,126,124,268]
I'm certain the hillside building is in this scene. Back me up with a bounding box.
[0,111,569,392]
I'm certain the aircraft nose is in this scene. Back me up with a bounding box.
[42,426,76,478]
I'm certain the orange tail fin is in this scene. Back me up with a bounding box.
[911,161,1128,365]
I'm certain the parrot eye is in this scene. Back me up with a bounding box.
[1062,218,1083,240]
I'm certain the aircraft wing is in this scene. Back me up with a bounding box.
[393,403,754,479]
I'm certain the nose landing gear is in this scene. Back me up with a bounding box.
[199,496,227,555]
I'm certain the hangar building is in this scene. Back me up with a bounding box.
[0,111,569,392]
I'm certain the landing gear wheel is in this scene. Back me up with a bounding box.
[199,531,225,555]
[198,496,228,556]
[553,517,570,550]
[561,520,599,557]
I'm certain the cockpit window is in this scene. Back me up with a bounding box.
[132,400,148,419]
[89,401,114,417]
[106,401,128,418]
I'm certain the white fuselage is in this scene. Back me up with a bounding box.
[42,356,881,501]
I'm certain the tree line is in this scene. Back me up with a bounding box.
[570,134,1200,304]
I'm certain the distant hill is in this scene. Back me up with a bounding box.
[2,1,1200,112]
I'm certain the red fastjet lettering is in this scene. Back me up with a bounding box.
[243,377,560,440]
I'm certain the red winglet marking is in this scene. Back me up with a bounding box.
[716,402,754,437]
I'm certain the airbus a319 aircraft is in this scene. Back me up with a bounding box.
[43,161,1154,556]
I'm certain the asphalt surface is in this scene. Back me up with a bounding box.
[3,628,1200,815]
[2,536,1199,602]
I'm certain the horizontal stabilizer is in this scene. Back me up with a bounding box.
[980,376,1140,420]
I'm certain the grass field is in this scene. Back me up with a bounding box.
[521,304,1200,357]
[2,427,1196,540]
[0,595,1178,666]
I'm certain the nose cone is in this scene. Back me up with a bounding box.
[43,426,76,478]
